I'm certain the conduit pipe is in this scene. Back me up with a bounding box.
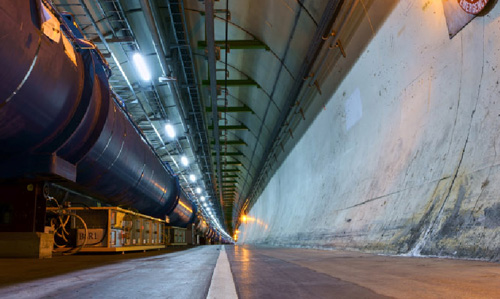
[281,0,359,157]
[276,0,358,181]
[140,0,223,222]
[205,0,225,215]
[167,0,220,213]
[139,0,189,126]
[139,0,202,190]
[306,0,358,88]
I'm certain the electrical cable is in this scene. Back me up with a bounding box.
[61,213,88,255]
[45,184,89,255]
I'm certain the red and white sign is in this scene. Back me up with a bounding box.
[458,0,489,14]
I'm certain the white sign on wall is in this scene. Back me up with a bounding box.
[345,88,362,131]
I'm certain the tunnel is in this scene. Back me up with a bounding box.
[1,0,500,298]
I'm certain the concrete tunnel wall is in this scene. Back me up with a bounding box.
[238,1,500,261]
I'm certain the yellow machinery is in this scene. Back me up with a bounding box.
[47,207,166,253]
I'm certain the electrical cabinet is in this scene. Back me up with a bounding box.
[165,226,187,245]
[47,207,166,252]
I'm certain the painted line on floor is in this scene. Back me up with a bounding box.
[207,245,238,299]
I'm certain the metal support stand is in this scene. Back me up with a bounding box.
[0,183,53,258]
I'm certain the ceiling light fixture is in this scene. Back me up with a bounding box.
[189,174,196,182]
[132,53,151,81]
[165,123,175,138]
[195,187,202,194]
[181,156,189,166]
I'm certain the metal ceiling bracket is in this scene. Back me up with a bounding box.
[211,139,247,146]
[202,79,259,87]
[221,168,241,172]
[217,161,243,165]
[206,106,254,113]
[223,180,238,183]
[208,125,248,130]
[212,152,244,157]
[218,174,239,178]
[198,40,270,50]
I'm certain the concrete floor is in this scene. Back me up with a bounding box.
[239,246,500,298]
[0,246,219,299]
[1,245,499,298]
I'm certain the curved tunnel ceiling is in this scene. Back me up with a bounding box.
[50,0,388,235]
[184,0,347,232]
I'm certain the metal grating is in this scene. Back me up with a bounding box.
[166,0,223,219]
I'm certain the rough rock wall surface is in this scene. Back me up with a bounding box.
[238,1,500,261]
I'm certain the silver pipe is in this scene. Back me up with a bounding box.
[138,0,204,193]
[138,0,168,75]
[140,0,223,210]
[139,0,190,138]
[205,0,225,215]
[171,0,221,219]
